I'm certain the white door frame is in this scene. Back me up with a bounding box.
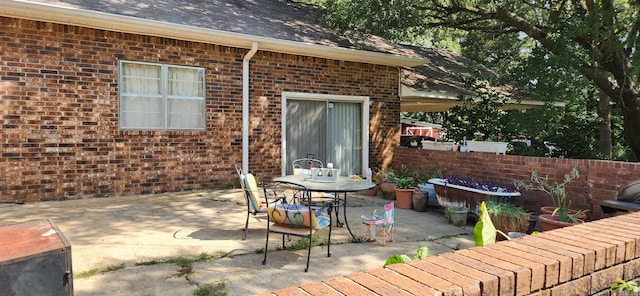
[281,92,370,176]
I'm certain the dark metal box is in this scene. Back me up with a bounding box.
[0,220,73,296]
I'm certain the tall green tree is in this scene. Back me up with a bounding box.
[318,0,640,159]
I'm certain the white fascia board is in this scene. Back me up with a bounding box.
[0,0,425,67]
[400,84,459,100]
[514,99,565,108]
[400,85,565,108]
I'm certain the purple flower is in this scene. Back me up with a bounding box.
[444,174,518,193]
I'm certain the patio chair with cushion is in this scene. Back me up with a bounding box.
[262,181,332,272]
[234,164,286,240]
[361,202,394,245]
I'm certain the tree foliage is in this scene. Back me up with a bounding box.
[316,0,640,160]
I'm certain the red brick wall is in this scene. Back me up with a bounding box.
[0,17,400,202]
[277,212,640,295]
[393,147,640,219]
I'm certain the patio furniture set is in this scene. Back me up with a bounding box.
[234,159,391,272]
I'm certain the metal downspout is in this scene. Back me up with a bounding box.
[242,42,258,173]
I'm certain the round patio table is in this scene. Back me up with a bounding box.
[273,174,376,238]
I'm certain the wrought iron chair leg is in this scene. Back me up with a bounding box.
[243,212,250,240]
[304,236,312,272]
[327,205,333,257]
[262,227,270,265]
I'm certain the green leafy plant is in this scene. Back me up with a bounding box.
[375,168,397,183]
[383,246,429,267]
[395,177,416,189]
[474,201,509,246]
[611,279,640,293]
[516,167,587,223]
[484,199,530,234]
[412,164,441,184]
[444,90,512,144]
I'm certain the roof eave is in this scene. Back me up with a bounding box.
[0,0,425,67]
[400,86,566,112]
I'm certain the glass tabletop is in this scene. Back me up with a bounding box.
[273,175,376,192]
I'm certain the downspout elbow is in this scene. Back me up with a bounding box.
[244,42,259,63]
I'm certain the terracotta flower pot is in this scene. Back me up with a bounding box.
[380,181,396,200]
[394,188,415,209]
[538,214,575,231]
[362,185,378,196]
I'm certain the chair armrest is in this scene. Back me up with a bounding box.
[599,199,640,213]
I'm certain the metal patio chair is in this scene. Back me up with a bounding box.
[262,181,332,272]
[291,158,340,223]
[234,164,286,240]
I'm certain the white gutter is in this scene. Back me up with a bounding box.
[0,0,425,67]
[242,42,259,174]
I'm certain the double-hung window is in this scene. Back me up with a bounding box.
[119,61,205,130]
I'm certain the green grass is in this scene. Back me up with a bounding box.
[136,252,218,267]
[77,252,220,280]
[284,235,330,251]
[75,263,126,279]
[193,281,228,296]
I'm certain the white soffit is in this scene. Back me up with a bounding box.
[400,85,566,112]
[0,0,425,67]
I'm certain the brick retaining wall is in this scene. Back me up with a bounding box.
[392,147,640,220]
[269,212,640,295]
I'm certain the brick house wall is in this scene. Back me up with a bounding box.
[393,147,640,219]
[0,17,400,202]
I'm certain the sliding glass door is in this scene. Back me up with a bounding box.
[286,100,327,169]
[283,93,368,176]
[327,102,361,176]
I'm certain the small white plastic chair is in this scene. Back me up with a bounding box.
[361,202,394,245]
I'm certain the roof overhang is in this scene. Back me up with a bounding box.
[400,84,565,112]
[0,0,425,67]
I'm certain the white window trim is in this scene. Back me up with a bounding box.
[118,60,206,131]
[280,92,370,176]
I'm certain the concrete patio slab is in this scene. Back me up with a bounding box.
[0,189,476,295]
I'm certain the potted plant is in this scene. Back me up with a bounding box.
[484,199,530,238]
[363,169,381,196]
[394,177,417,209]
[413,164,441,211]
[444,201,469,227]
[516,167,588,231]
[377,168,398,200]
